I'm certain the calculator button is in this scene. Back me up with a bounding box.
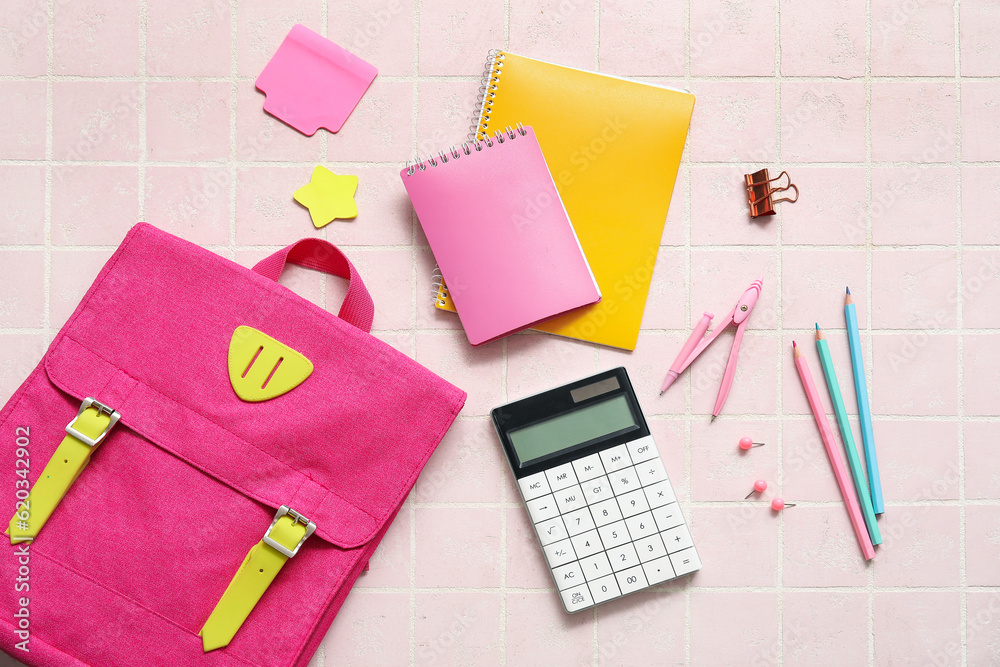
[552,561,586,591]
[643,480,677,508]
[661,525,694,554]
[599,444,632,473]
[572,453,605,483]
[563,507,596,536]
[571,530,605,560]
[581,475,612,504]
[542,539,577,568]
[627,436,658,464]
[545,463,578,492]
[642,556,676,585]
[560,583,595,612]
[554,484,586,514]
[535,516,569,546]
[607,543,640,572]
[525,494,559,524]
[624,512,657,540]
[608,467,641,495]
[597,520,630,549]
[634,534,668,563]
[580,552,613,581]
[652,503,684,531]
[589,574,621,603]
[617,488,651,518]
[590,498,623,527]
[518,472,551,501]
[636,458,669,487]
[616,565,649,595]
[669,547,701,576]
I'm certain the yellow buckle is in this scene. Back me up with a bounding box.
[8,397,119,544]
[262,505,316,558]
[199,505,317,651]
[66,398,120,447]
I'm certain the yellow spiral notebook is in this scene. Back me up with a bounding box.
[433,51,694,350]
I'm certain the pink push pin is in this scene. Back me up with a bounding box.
[771,498,797,511]
[738,436,765,450]
[745,479,767,499]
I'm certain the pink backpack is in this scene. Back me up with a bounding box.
[0,223,466,666]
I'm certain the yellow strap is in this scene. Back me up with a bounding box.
[8,405,114,543]
[199,512,311,652]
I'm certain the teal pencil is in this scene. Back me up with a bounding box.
[816,325,882,545]
[845,287,884,514]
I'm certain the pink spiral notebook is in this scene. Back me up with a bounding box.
[401,126,600,346]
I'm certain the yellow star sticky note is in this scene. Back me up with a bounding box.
[293,166,358,228]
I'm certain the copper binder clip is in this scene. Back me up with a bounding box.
[745,169,798,218]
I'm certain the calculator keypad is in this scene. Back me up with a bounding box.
[518,436,700,612]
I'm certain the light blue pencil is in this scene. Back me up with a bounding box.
[845,287,883,514]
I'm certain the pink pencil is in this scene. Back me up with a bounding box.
[792,341,876,561]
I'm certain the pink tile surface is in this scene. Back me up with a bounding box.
[0,0,49,76]
[871,166,958,246]
[415,507,502,588]
[51,166,140,246]
[964,505,1000,586]
[783,506,870,586]
[965,422,1000,500]
[1,3,997,665]
[875,506,960,587]
[320,592,411,665]
[874,420,959,502]
[0,334,46,405]
[415,592,502,664]
[783,592,869,667]
[146,81,231,161]
[0,248,45,328]
[690,506,778,587]
[331,0,415,77]
[146,0,231,76]
[416,1,503,76]
[52,82,141,162]
[144,166,231,245]
[599,0,686,76]
[779,0,865,77]
[870,80,957,163]
[505,592,594,665]
[1,80,46,159]
[781,81,867,162]
[509,0,596,71]
[53,0,140,76]
[0,166,45,244]
[688,0,775,76]
[874,592,961,667]
[964,334,1000,416]
[870,0,955,75]
[962,81,1000,162]
[687,80,776,162]
[967,592,1000,665]
[689,592,778,665]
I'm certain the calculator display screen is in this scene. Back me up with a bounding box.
[508,395,637,465]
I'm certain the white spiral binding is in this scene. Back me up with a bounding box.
[404,124,527,176]
[430,267,450,306]
[468,50,505,141]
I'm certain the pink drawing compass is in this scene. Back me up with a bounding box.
[660,277,763,420]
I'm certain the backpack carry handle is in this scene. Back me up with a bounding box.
[252,239,375,333]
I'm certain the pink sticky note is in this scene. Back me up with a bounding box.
[255,24,377,136]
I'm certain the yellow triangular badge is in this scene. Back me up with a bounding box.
[228,326,313,402]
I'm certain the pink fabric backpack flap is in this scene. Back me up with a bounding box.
[0,223,466,667]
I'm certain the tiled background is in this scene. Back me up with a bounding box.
[1,0,999,665]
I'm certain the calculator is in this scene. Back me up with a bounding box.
[492,367,700,613]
